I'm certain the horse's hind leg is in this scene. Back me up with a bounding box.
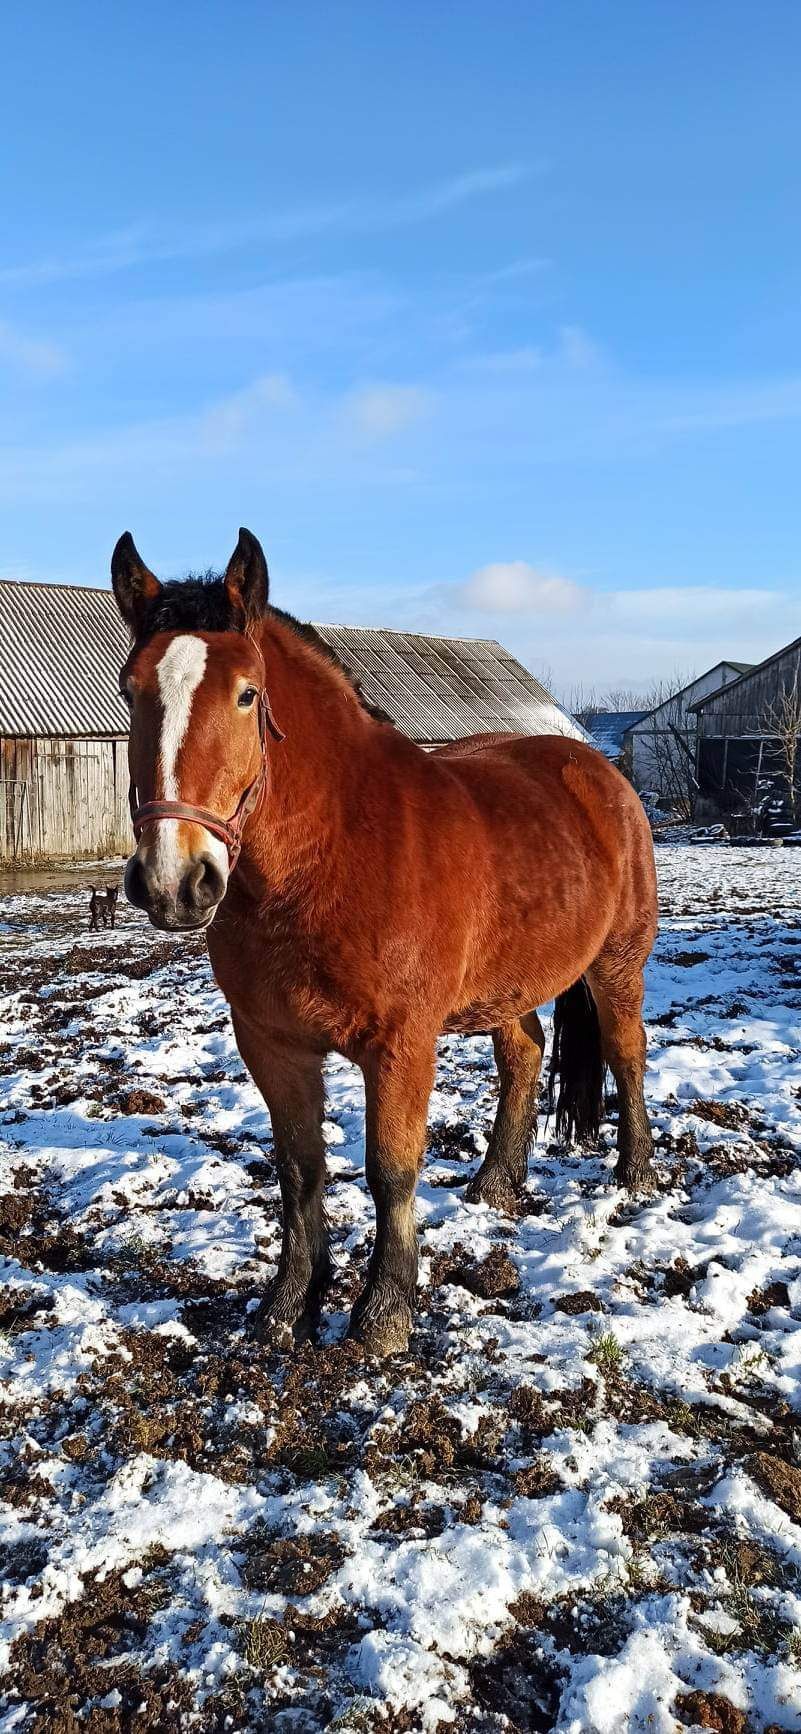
[466,1012,544,1209]
[585,957,654,1192]
[233,1019,332,1343]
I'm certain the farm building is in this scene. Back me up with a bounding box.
[0,582,132,865]
[627,661,751,807]
[691,636,801,825]
[0,579,584,863]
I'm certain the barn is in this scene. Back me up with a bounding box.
[691,635,801,827]
[0,579,584,864]
[0,582,132,865]
[626,661,751,808]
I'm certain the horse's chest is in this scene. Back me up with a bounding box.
[207,906,361,1043]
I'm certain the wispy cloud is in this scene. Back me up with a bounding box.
[0,165,533,290]
[605,584,786,632]
[482,257,551,286]
[0,317,67,378]
[341,383,433,440]
[459,346,544,374]
[198,373,297,454]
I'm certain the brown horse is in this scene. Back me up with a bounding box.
[111,528,658,1356]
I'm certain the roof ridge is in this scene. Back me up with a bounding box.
[0,576,113,597]
[312,621,505,648]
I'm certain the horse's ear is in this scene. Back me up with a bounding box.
[223,527,270,625]
[111,532,162,633]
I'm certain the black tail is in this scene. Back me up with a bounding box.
[548,978,605,1144]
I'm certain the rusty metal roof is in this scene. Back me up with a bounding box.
[0,579,583,744]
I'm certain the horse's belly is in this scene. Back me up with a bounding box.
[443,991,541,1035]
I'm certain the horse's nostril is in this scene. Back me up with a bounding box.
[124,854,153,910]
[182,856,226,913]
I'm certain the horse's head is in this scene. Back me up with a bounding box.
[112,528,283,932]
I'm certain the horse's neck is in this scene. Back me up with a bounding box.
[237,617,370,898]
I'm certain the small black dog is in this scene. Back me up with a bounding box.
[88,885,119,931]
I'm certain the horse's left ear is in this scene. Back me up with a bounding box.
[223,527,270,625]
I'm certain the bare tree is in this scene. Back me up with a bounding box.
[563,681,598,720]
[563,681,650,720]
[599,685,650,711]
[629,671,698,820]
[762,675,801,823]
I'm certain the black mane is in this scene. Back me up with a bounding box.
[140,571,237,635]
[136,572,393,725]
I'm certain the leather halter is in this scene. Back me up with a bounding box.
[128,688,285,868]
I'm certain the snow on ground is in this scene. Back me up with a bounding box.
[1,844,801,1731]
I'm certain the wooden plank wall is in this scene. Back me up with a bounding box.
[697,645,801,740]
[0,737,131,863]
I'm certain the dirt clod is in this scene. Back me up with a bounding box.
[675,1689,747,1732]
[747,1451,801,1523]
[115,1087,167,1115]
[554,1289,602,1315]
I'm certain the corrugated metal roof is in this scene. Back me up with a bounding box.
[0,579,584,744]
[313,624,585,742]
[0,580,130,738]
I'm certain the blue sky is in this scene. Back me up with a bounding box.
[1,1,800,693]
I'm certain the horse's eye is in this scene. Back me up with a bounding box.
[238,686,258,709]
[119,687,133,709]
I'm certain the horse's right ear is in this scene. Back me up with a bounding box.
[111,532,162,633]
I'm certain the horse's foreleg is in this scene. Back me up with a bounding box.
[233,1019,331,1342]
[466,1012,544,1209]
[585,960,655,1192]
[349,1041,436,1357]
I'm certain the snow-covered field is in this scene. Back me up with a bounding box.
[2,843,801,1732]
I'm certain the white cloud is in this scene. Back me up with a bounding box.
[342,383,432,440]
[0,317,67,378]
[460,561,584,614]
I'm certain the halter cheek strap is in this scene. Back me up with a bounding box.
[128,689,285,868]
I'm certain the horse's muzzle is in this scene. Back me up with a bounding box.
[124,849,227,931]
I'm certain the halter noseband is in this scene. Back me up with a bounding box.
[128,687,285,868]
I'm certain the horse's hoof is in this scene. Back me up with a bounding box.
[254,1311,294,1350]
[615,1161,657,1197]
[253,1301,311,1350]
[348,1296,413,1359]
[465,1165,517,1211]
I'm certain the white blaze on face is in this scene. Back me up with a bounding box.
[142,634,229,890]
[157,635,208,799]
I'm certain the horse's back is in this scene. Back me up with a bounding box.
[432,729,640,821]
[432,729,657,940]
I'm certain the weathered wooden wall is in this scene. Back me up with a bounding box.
[0,736,131,863]
[696,643,801,740]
